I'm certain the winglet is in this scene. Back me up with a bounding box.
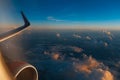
[0,11,30,42]
[21,11,30,26]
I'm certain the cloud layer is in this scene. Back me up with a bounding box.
[28,45,114,80]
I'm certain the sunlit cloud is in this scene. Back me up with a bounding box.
[102,30,113,40]
[51,53,60,60]
[90,69,114,80]
[73,56,114,80]
[25,44,115,80]
[70,46,83,53]
[102,30,112,35]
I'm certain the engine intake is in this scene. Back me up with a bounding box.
[7,61,38,80]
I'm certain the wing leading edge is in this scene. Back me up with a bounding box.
[0,11,30,42]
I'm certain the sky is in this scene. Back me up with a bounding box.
[1,0,120,28]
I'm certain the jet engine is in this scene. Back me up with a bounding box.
[8,61,38,80]
[0,54,38,80]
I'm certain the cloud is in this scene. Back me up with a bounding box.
[104,31,111,35]
[74,56,100,73]
[28,44,115,80]
[73,56,114,80]
[56,33,61,38]
[70,46,83,53]
[104,42,108,47]
[73,34,82,39]
[47,16,64,22]
[86,36,91,40]
[90,69,114,80]
[108,36,113,40]
[39,51,115,80]
[51,53,60,60]
[102,30,113,36]
[102,30,113,40]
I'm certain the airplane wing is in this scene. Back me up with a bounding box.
[0,11,30,42]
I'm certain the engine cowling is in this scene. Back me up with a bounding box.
[0,54,38,80]
[7,61,38,80]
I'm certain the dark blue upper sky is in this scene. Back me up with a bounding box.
[1,0,120,28]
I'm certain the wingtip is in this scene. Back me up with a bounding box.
[21,11,30,26]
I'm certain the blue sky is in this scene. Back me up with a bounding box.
[1,0,120,28]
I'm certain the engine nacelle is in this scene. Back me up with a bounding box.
[0,54,38,80]
[8,61,38,80]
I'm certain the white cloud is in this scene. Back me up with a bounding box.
[47,16,64,22]
[86,36,91,40]
[56,33,61,37]
[73,34,82,38]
